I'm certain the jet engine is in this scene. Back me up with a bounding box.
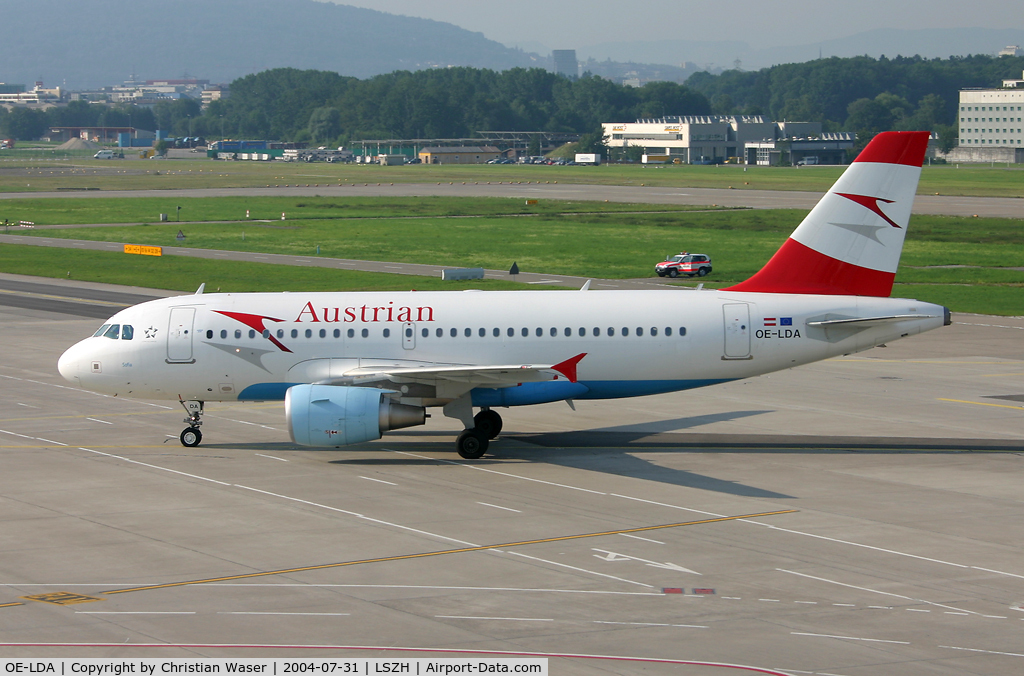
[285,384,426,447]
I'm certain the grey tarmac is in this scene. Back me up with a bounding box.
[0,276,1022,675]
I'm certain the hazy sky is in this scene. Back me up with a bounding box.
[323,0,1020,49]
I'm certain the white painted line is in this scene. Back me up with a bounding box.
[255,454,288,462]
[360,476,397,486]
[619,534,664,544]
[392,450,605,494]
[86,418,113,425]
[78,447,232,486]
[76,611,195,615]
[777,569,981,616]
[941,645,1024,658]
[793,632,909,645]
[437,615,552,622]
[594,621,707,628]
[477,502,521,513]
[219,612,350,616]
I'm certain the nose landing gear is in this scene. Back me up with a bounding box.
[179,399,204,448]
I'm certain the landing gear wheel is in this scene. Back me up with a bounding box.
[456,429,489,459]
[668,269,678,278]
[474,409,503,439]
[180,427,202,448]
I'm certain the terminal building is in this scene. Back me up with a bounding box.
[950,73,1024,163]
[603,116,853,164]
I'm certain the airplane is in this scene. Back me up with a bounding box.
[58,131,948,459]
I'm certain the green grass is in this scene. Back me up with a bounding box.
[4,196,1022,315]
[0,157,1021,197]
[0,195,720,226]
[0,243,553,294]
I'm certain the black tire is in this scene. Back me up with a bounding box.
[180,427,202,448]
[474,409,503,439]
[668,269,678,278]
[697,267,708,277]
[456,429,489,459]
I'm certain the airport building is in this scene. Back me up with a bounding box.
[603,116,850,164]
[950,76,1024,163]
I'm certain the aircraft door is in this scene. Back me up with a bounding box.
[167,307,197,363]
[402,322,416,350]
[722,303,751,359]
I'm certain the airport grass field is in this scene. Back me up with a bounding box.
[2,194,1022,315]
[1,154,1023,196]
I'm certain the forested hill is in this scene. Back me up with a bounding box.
[685,54,1024,131]
[1,0,538,87]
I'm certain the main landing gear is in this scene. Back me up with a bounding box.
[455,409,503,460]
[179,399,204,448]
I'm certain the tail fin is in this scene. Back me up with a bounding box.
[724,131,930,296]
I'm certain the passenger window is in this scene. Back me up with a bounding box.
[121,325,134,341]
[93,324,111,337]
[104,324,121,339]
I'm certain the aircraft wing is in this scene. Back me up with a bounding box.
[320,353,587,388]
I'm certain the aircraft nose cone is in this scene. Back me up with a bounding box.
[57,341,86,383]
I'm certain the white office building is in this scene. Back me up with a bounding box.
[954,78,1024,162]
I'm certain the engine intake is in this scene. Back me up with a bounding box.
[285,384,425,447]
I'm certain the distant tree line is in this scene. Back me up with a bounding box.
[2,55,1022,151]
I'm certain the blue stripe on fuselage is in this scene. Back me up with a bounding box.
[240,379,734,404]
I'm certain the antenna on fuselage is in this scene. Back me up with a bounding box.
[195,283,205,295]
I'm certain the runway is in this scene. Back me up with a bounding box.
[0,278,1022,674]
[0,182,1021,218]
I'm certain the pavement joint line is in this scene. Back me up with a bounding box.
[97,509,795,597]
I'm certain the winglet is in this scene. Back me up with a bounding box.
[552,353,587,383]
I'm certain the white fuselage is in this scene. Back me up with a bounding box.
[58,288,946,409]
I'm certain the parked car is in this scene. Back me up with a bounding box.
[655,252,712,278]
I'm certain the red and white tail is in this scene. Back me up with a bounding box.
[725,131,930,297]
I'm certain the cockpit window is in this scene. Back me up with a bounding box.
[121,325,134,341]
[93,324,111,337]
[102,324,121,340]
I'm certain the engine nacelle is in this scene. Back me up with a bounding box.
[285,384,426,447]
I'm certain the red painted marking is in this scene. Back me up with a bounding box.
[214,310,292,352]
[724,239,895,297]
[853,131,930,167]
[552,353,587,383]
[835,192,901,228]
